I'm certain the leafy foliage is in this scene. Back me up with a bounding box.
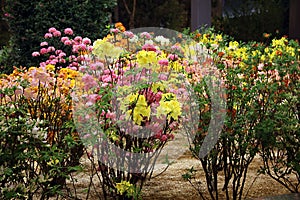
[1,0,116,73]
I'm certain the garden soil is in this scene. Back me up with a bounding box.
[68,150,293,200]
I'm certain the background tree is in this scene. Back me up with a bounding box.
[114,0,190,31]
[213,0,289,41]
[0,0,116,74]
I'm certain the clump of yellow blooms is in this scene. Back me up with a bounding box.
[136,50,158,68]
[121,93,151,126]
[157,93,181,120]
[115,180,134,196]
[92,39,124,60]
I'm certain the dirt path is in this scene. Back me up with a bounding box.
[70,150,292,200]
[142,151,290,200]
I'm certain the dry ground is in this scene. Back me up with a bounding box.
[67,150,294,200]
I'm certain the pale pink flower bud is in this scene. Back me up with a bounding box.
[110,28,120,34]
[82,37,91,45]
[49,55,56,59]
[32,51,40,57]
[123,31,134,38]
[64,28,73,35]
[168,54,178,61]
[74,36,82,43]
[140,32,152,39]
[64,39,72,45]
[40,41,48,46]
[61,36,69,43]
[48,27,57,33]
[58,52,66,58]
[47,46,55,53]
[53,30,61,37]
[44,33,52,38]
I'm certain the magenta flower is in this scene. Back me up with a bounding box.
[78,43,87,51]
[69,55,76,62]
[167,54,179,61]
[72,45,80,53]
[58,52,66,58]
[55,50,62,55]
[87,46,93,52]
[106,110,116,119]
[142,43,156,51]
[158,74,168,81]
[49,55,56,59]
[90,62,104,70]
[4,13,11,17]
[40,62,46,67]
[32,51,40,57]
[49,59,58,65]
[158,59,169,66]
[64,28,73,35]
[59,58,66,63]
[76,55,85,62]
[40,48,48,55]
[160,134,168,142]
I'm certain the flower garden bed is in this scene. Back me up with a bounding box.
[0,24,299,200]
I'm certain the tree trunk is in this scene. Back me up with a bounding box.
[289,0,300,39]
[191,0,211,31]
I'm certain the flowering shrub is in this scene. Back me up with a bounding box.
[2,0,116,72]
[0,66,84,199]
[185,28,300,199]
[32,27,92,71]
[1,23,299,200]
[71,26,199,199]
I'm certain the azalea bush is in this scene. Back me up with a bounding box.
[1,23,299,200]
[184,29,300,200]
[0,66,84,198]
[72,27,199,199]
[255,37,300,193]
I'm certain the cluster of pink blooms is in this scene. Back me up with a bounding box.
[32,27,92,70]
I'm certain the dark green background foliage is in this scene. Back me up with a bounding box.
[0,0,291,73]
[214,0,289,41]
[115,0,190,31]
[1,0,116,74]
